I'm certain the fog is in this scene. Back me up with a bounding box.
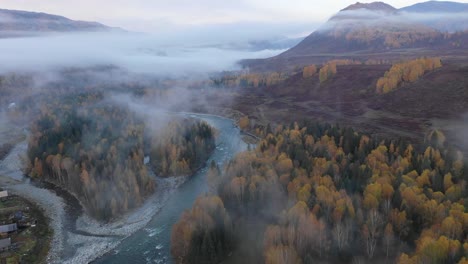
[321,8,468,33]
[0,31,289,77]
[0,24,285,129]
[458,114,468,156]
[400,11,468,32]
[108,92,192,136]
[437,113,468,157]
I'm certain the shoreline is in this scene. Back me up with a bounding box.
[0,138,191,263]
[0,111,240,263]
[64,175,189,264]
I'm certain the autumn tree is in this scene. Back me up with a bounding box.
[174,119,467,263]
[319,62,337,83]
[376,57,442,94]
[383,223,394,258]
[302,65,317,78]
[171,196,233,264]
[239,116,250,130]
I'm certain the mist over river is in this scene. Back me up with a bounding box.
[95,113,248,264]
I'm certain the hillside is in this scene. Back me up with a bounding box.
[400,1,468,13]
[242,1,468,71]
[0,8,117,37]
[229,58,468,155]
[294,2,442,52]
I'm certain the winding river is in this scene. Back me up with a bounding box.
[93,113,248,263]
[0,112,247,264]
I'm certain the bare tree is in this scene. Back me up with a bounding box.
[362,209,383,259]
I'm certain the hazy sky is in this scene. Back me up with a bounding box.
[1,0,468,33]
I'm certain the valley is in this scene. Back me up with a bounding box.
[0,1,467,264]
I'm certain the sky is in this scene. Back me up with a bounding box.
[1,0,467,34]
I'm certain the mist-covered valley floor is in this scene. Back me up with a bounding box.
[0,30,276,263]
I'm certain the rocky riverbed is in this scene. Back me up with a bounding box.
[0,139,190,263]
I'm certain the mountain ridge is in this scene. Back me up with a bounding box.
[400,1,468,13]
[341,1,397,12]
[241,1,468,71]
[0,8,120,35]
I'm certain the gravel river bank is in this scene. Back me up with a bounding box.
[0,113,247,263]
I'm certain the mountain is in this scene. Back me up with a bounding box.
[268,2,442,56]
[400,1,468,13]
[241,1,468,71]
[0,8,118,37]
[341,1,397,12]
[399,1,468,32]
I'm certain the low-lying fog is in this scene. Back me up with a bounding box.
[0,31,288,76]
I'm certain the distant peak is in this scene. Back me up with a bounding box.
[341,2,397,12]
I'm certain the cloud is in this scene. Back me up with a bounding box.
[0,13,15,23]
[319,8,468,33]
[399,11,468,32]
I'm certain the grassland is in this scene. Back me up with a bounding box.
[202,57,468,156]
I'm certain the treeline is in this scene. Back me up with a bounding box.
[150,119,216,177]
[172,121,467,263]
[303,60,361,83]
[329,26,441,49]
[26,100,216,221]
[211,72,287,88]
[376,57,442,94]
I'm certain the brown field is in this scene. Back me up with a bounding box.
[206,57,468,154]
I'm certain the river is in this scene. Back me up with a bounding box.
[93,113,248,263]
[0,112,247,263]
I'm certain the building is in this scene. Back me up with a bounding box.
[0,238,11,251]
[0,223,17,234]
[0,190,8,200]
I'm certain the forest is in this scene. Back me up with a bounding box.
[326,24,443,49]
[172,121,467,264]
[150,119,216,177]
[25,93,216,220]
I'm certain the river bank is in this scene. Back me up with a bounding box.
[63,175,189,264]
[96,113,248,264]
[0,138,191,263]
[0,112,246,264]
